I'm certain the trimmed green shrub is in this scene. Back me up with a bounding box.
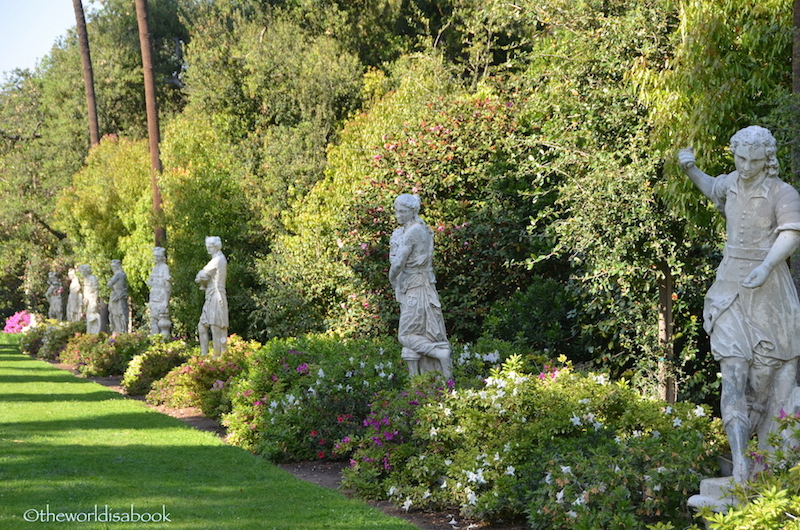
[339,355,723,529]
[146,335,256,418]
[18,319,85,360]
[121,338,192,395]
[61,331,150,376]
[222,334,523,463]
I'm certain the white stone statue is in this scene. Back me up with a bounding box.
[66,268,83,322]
[147,247,172,337]
[79,264,101,334]
[389,194,453,379]
[679,126,800,484]
[195,236,228,356]
[107,259,128,334]
[45,271,63,321]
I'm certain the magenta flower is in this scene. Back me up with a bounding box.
[296,363,309,374]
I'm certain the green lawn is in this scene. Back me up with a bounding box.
[0,334,417,530]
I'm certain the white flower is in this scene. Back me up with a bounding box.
[567,510,578,518]
[317,368,325,378]
[388,486,397,496]
[593,421,603,431]
[307,387,316,396]
[673,418,683,427]
[694,405,706,417]
[483,351,500,363]
[363,380,369,386]
[441,480,448,489]
[345,371,353,378]
[570,414,582,426]
[579,398,590,405]
[379,371,386,378]
[402,498,413,512]
[445,459,453,466]
[573,495,584,506]
[493,453,500,462]
[560,465,572,475]
[592,373,608,385]
[444,408,452,416]
[665,406,673,415]
[653,484,662,492]
[556,489,565,503]
[430,427,439,437]
[505,466,515,476]
[544,472,552,484]
[652,430,661,439]
[467,490,478,506]
[632,430,642,438]
[656,466,667,474]
[422,490,431,500]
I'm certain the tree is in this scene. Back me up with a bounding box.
[72,0,100,146]
[134,0,167,247]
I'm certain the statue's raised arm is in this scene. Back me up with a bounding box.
[677,146,715,199]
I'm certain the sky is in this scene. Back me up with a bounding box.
[0,0,97,78]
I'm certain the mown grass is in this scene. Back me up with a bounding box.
[0,333,417,530]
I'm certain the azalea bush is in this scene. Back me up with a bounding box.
[146,335,257,418]
[4,310,32,333]
[121,338,193,395]
[340,355,723,529]
[18,319,85,359]
[222,334,524,463]
[61,332,151,376]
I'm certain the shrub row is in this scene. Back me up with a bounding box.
[17,320,733,528]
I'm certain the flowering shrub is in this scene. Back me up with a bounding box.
[146,335,257,418]
[223,335,406,462]
[4,310,32,333]
[61,332,151,376]
[121,338,192,395]
[340,355,723,529]
[223,335,523,463]
[18,319,85,359]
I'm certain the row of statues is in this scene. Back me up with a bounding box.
[41,126,799,486]
[45,237,227,357]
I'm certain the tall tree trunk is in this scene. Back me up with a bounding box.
[72,0,99,146]
[134,0,167,248]
[657,262,676,403]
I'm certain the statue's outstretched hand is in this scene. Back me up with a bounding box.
[678,147,696,172]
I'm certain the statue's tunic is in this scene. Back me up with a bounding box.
[704,172,800,362]
[198,253,228,329]
[390,221,450,357]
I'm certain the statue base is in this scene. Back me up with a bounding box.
[688,477,739,528]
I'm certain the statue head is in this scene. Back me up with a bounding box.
[111,259,122,271]
[730,126,779,179]
[153,246,166,262]
[394,194,421,213]
[205,236,222,254]
[78,264,91,276]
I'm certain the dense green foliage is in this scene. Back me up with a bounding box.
[121,337,192,395]
[2,0,797,407]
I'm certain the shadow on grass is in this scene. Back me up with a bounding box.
[0,391,127,403]
[0,440,416,530]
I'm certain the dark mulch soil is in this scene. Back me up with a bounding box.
[46,359,528,530]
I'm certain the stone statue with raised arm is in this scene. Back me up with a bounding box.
[678,126,800,484]
[107,260,128,334]
[195,236,228,357]
[46,272,63,321]
[79,264,101,334]
[66,268,83,322]
[389,194,453,379]
[147,247,172,337]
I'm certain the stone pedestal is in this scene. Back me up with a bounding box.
[688,477,738,518]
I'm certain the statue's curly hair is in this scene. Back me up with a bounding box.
[729,126,779,178]
[394,194,421,213]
